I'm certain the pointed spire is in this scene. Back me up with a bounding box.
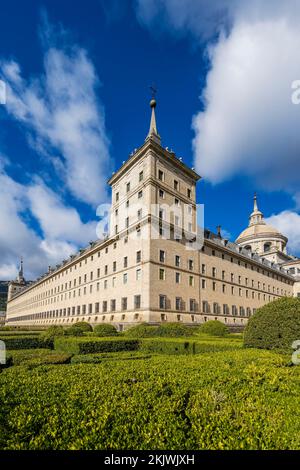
[16,257,25,284]
[249,193,265,226]
[145,87,161,145]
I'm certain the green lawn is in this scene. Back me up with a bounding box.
[0,334,299,450]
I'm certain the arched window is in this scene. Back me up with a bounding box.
[264,242,271,252]
[244,245,252,252]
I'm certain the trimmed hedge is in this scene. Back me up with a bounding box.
[124,323,159,338]
[198,320,229,337]
[244,297,300,350]
[141,338,193,354]
[0,335,52,350]
[72,322,93,332]
[93,324,118,337]
[54,337,140,355]
[71,352,151,364]
[9,349,72,366]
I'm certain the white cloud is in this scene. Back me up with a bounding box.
[0,30,111,206]
[0,159,98,280]
[266,211,300,255]
[137,1,300,195]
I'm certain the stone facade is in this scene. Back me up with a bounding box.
[5,99,298,329]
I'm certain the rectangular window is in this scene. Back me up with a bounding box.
[105,265,108,275]
[159,295,166,310]
[213,281,216,291]
[137,208,142,220]
[124,256,128,268]
[88,304,93,314]
[175,297,181,311]
[97,268,100,278]
[189,259,194,270]
[190,299,196,312]
[103,301,107,313]
[202,279,206,289]
[122,297,127,310]
[136,251,141,263]
[174,180,178,190]
[189,276,194,287]
[113,261,116,272]
[82,305,86,315]
[134,295,141,309]
[201,264,206,274]
[175,255,180,267]
[111,299,116,312]
[126,182,130,192]
[90,272,93,281]
[159,250,165,263]
[187,188,192,198]
[104,280,108,290]
[175,198,180,206]
[112,277,116,287]
[212,267,217,277]
[139,171,144,182]
[136,268,141,280]
[125,216,129,228]
[159,189,165,198]
[138,190,143,199]
[175,272,181,284]
[123,273,128,284]
[158,169,164,181]
[159,268,165,280]
[116,192,119,202]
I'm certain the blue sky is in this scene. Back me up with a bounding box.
[0,0,300,279]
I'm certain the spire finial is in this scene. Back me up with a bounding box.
[216,225,222,239]
[249,192,265,226]
[146,85,161,145]
[253,192,258,212]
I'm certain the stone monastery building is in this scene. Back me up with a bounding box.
[5,98,300,329]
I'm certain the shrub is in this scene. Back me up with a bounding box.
[54,337,140,355]
[93,324,118,337]
[41,326,64,343]
[64,326,84,337]
[198,320,229,337]
[72,322,93,332]
[9,349,72,366]
[0,335,52,350]
[71,351,151,364]
[154,323,194,337]
[244,297,300,350]
[124,323,159,338]
[141,338,194,354]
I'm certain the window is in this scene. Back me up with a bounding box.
[104,280,108,290]
[139,170,144,182]
[136,268,141,280]
[158,169,164,181]
[113,261,116,272]
[82,305,86,315]
[116,192,119,202]
[159,189,165,198]
[126,200,129,208]
[222,284,226,293]
[175,255,180,267]
[103,301,107,313]
[137,208,142,220]
[213,302,219,314]
[159,295,166,309]
[96,283,99,292]
[124,256,128,268]
[134,295,141,309]
[213,281,216,291]
[201,264,206,274]
[122,297,127,311]
[136,251,141,263]
[190,299,196,312]
[212,267,217,278]
[88,304,93,314]
[189,276,194,287]
[174,215,180,226]
[159,268,165,280]
[202,279,206,289]
[111,299,116,312]
[159,250,165,263]
[90,272,93,281]
[175,272,181,284]
[175,297,181,311]
[174,180,179,190]
[138,190,143,199]
[97,268,100,278]
[187,188,191,198]
[222,270,225,280]
[175,198,180,206]
[105,265,108,275]
[123,273,128,284]
[126,182,130,192]
[125,217,129,228]
[189,259,194,271]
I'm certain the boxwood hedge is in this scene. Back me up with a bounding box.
[0,335,52,350]
[54,337,140,355]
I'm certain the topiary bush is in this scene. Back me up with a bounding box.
[154,323,194,337]
[64,326,84,337]
[124,323,159,338]
[71,322,93,332]
[244,297,300,350]
[198,320,229,337]
[41,326,64,343]
[93,324,118,337]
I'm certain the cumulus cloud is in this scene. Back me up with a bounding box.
[0,158,98,280]
[0,23,111,206]
[137,0,300,194]
[266,211,300,255]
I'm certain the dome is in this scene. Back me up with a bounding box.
[236,222,286,243]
